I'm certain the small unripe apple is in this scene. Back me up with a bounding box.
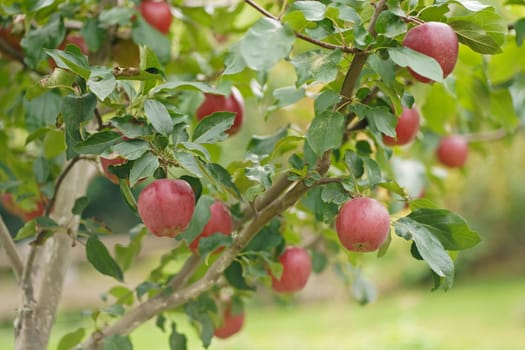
[111,39,140,67]
[139,0,173,34]
[137,179,195,237]
[383,106,421,146]
[214,306,245,339]
[189,200,233,253]
[100,155,128,184]
[403,22,458,83]
[271,246,312,293]
[196,88,244,136]
[336,197,390,252]
[436,135,468,168]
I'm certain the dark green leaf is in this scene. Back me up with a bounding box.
[86,236,124,282]
[57,328,85,350]
[205,163,242,199]
[103,335,133,350]
[136,281,160,299]
[112,140,150,160]
[33,156,49,183]
[247,127,288,157]
[81,17,107,52]
[515,18,525,46]
[72,196,89,216]
[244,219,284,253]
[74,131,121,154]
[132,17,171,63]
[362,157,382,187]
[314,90,340,116]
[177,195,214,243]
[169,323,187,350]
[375,11,407,38]
[490,88,519,131]
[344,150,364,178]
[102,304,125,317]
[193,112,235,143]
[306,111,345,156]
[129,152,159,187]
[311,249,328,273]
[184,295,217,348]
[198,233,233,259]
[61,93,97,159]
[99,7,135,26]
[144,99,174,136]
[46,47,90,79]
[21,17,65,68]
[23,91,61,132]
[115,227,147,271]
[224,260,256,291]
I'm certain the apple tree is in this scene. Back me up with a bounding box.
[0,0,522,349]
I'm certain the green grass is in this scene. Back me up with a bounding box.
[2,277,524,350]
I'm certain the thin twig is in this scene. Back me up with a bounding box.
[0,215,23,282]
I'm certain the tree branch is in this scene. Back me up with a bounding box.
[463,123,523,143]
[0,215,23,282]
[244,0,357,53]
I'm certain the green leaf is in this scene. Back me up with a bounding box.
[23,91,62,132]
[136,281,160,300]
[193,112,235,143]
[14,220,37,241]
[57,328,85,350]
[314,90,340,116]
[246,163,274,189]
[224,260,256,291]
[177,195,214,243]
[103,335,133,350]
[272,86,305,109]
[129,152,159,187]
[375,10,407,38]
[88,67,117,101]
[449,7,506,54]
[115,227,147,271]
[74,131,121,154]
[247,127,288,157]
[86,236,124,282]
[403,208,481,250]
[291,49,342,86]
[184,295,217,348]
[21,16,65,68]
[204,163,242,199]
[61,93,97,159]
[490,88,519,131]
[112,140,150,160]
[351,104,396,137]
[394,217,455,290]
[99,7,135,26]
[132,17,171,63]
[515,18,525,46]
[344,150,364,179]
[289,1,327,21]
[198,233,233,259]
[144,99,174,136]
[119,179,138,212]
[244,219,284,253]
[33,156,49,183]
[46,47,90,79]
[72,196,89,216]
[81,17,107,52]
[306,111,345,156]
[388,47,443,82]
[239,18,295,71]
[152,81,227,95]
[169,323,187,350]
[362,157,382,187]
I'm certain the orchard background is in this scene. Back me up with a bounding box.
[0,0,525,349]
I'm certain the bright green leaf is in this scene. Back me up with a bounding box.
[388,47,443,82]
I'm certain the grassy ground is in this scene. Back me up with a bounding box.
[2,276,524,350]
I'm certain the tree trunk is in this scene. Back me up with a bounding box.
[15,159,97,350]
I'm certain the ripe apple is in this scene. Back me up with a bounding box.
[402,21,458,83]
[137,179,195,237]
[189,200,232,253]
[336,197,390,252]
[100,155,128,184]
[214,306,245,339]
[196,88,244,136]
[1,193,46,221]
[271,246,312,293]
[139,0,173,34]
[436,135,468,168]
[383,106,421,146]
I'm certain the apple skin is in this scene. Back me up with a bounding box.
[383,107,421,146]
[403,22,458,83]
[100,155,128,184]
[436,135,468,168]
[214,306,245,339]
[112,39,140,67]
[196,89,244,136]
[336,197,390,252]
[0,25,23,59]
[271,246,312,294]
[139,0,173,34]
[189,200,233,253]
[1,193,46,221]
[137,179,195,237]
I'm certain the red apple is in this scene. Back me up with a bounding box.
[137,179,195,237]
[139,0,173,34]
[403,22,458,83]
[189,200,232,253]
[383,106,421,146]
[1,193,46,221]
[214,306,245,339]
[271,246,312,293]
[336,197,390,252]
[196,88,244,136]
[0,25,23,59]
[436,135,468,168]
[100,155,128,184]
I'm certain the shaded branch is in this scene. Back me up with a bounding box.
[0,215,23,283]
